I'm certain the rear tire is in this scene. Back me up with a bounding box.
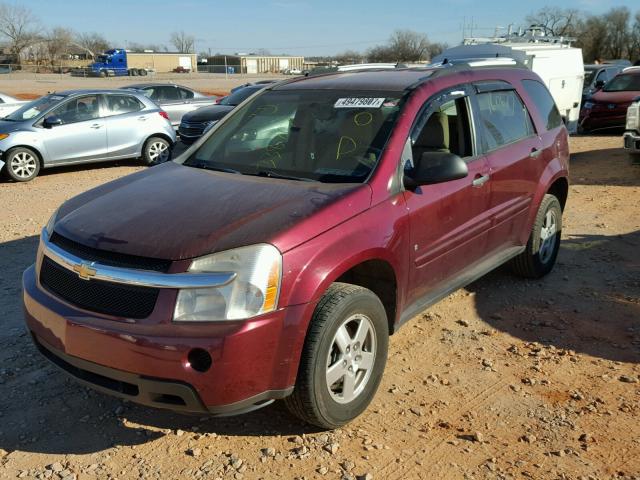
[285,283,388,429]
[512,194,562,278]
[138,69,147,76]
[99,70,106,78]
[4,147,40,182]
[142,136,171,165]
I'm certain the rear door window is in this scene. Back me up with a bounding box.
[105,94,144,116]
[474,90,534,152]
[521,79,563,131]
[178,87,194,100]
[161,86,180,102]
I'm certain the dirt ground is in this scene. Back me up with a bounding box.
[0,72,286,99]
[0,135,639,480]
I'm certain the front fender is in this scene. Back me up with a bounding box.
[280,194,411,317]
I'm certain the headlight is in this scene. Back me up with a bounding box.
[173,244,281,322]
[583,101,594,110]
[627,102,639,130]
[0,133,9,141]
[44,207,59,236]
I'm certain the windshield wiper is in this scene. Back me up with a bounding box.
[186,162,242,175]
[253,170,316,182]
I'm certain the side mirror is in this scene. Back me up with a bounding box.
[43,116,62,128]
[594,80,606,89]
[404,151,468,189]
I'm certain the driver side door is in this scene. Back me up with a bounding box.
[402,85,493,314]
[39,94,108,164]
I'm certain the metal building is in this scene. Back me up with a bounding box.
[202,55,305,74]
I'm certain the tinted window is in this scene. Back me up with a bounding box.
[161,86,180,101]
[522,79,563,131]
[221,87,262,106]
[105,95,144,116]
[603,73,640,92]
[141,87,160,101]
[475,90,534,151]
[48,95,100,124]
[178,87,194,100]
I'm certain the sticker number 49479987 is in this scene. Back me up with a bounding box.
[334,98,386,108]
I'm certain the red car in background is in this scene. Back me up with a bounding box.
[579,67,640,133]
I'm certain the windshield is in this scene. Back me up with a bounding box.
[220,87,263,106]
[603,74,640,92]
[96,55,109,63]
[184,89,403,183]
[5,94,65,121]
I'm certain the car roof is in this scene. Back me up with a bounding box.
[124,83,191,89]
[51,89,151,96]
[273,65,530,93]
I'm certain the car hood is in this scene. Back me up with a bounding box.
[182,105,235,122]
[54,162,372,261]
[590,90,640,105]
[0,119,29,132]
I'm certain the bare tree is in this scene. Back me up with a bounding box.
[367,30,434,62]
[44,27,73,65]
[0,3,39,61]
[631,12,640,63]
[576,16,608,62]
[526,7,581,37]
[128,42,164,52]
[75,32,110,58]
[602,7,631,59]
[170,31,195,53]
[334,49,364,64]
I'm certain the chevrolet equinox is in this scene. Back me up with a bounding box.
[23,64,569,428]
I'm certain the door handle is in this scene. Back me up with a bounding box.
[90,124,102,129]
[530,148,542,158]
[137,116,147,121]
[472,174,490,187]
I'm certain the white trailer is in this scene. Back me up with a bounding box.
[433,42,585,134]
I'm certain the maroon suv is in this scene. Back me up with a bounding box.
[579,68,640,133]
[23,65,569,428]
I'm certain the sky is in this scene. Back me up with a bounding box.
[18,0,640,56]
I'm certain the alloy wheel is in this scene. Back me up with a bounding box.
[325,313,377,404]
[148,141,169,162]
[539,209,558,264]
[10,151,37,179]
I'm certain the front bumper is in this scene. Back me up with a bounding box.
[579,110,626,132]
[23,264,313,414]
[624,131,640,153]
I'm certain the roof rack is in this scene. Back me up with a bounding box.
[622,66,640,73]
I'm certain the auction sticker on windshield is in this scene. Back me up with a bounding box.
[334,98,385,108]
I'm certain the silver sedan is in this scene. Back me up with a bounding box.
[121,83,217,129]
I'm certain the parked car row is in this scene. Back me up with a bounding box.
[0,80,283,181]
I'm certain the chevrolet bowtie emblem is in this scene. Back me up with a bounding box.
[73,262,97,280]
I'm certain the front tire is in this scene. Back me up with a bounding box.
[512,194,562,278]
[285,283,388,429]
[142,137,171,165]
[4,147,40,182]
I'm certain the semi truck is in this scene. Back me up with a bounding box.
[88,49,149,77]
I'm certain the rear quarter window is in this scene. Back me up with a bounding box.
[475,90,534,152]
[521,79,563,131]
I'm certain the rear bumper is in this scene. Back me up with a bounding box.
[23,264,313,414]
[624,131,640,153]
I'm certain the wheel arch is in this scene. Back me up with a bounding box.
[6,144,45,167]
[547,176,569,211]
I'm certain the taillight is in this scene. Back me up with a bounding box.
[159,111,169,120]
